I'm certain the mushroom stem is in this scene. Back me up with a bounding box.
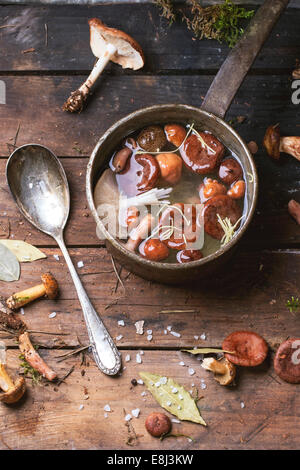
[125,214,154,252]
[63,43,117,113]
[280,136,300,161]
[201,357,228,375]
[7,284,46,310]
[18,332,57,382]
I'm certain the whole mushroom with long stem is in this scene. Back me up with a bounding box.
[18,332,57,382]
[263,124,300,161]
[63,18,144,113]
[6,272,58,310]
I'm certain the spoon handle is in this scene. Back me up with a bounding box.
[55,235,121,375]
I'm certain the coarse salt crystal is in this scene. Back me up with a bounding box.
[125,354,131,362]
[29,183,33,189]
[49,312,57,319]
[170,331,181,338]
[194,335,199,340]
[136,353,142,364]
[147,335,153,341]
[125,414,132,422]
[179,361,185,366]
[171,419,181,424]
[77,261,84,268]
[118,320,125,327]
[171,387,178,394]
[104,404,111,412]
[139,350,144,355]
[188,368,195,376]
[53,254,60,261]
[200,333,206,340]
[167,326,172,331]
[20,308,25,315]
[135,320,144,335]
[177,405,181,410]
[132,408,140,418]
[146,329,152,335]
[164,330,168,335]
[201,383,207,390]
[240,402,245,409]
[160,377,167,385]
[178,394,183,400]
[137,379,144,385]
[116,335,123,341]
[166,401,172,406]
[155,381,161,387]
[141,391,147,397]
[78,405,84,411]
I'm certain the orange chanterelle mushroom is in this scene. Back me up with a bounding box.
[63,19,145,113]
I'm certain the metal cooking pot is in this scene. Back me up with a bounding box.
[86,0,289,284]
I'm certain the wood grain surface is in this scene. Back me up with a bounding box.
[0,2,299,450]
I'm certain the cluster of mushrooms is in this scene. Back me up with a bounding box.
[0,273,59,404]
[110,123,246,263]
[144,331,300,438]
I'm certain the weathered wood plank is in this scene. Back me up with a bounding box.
[1,247,299,348]
[0,348,299,450]
[0,4,299,73]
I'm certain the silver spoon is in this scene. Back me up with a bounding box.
[6,144,121,376]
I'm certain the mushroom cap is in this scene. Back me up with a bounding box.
[41,272,59,300]
[88,18,144,71]
[274,338,300,384]
[0,376,26,404]
[223,331,268,367]
[263,124,281,160]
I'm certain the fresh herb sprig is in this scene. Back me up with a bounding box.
[154,0,255,48]
[286,296,300,314]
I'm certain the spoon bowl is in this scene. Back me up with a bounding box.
[6,144,69,237]
[6,144,121,376]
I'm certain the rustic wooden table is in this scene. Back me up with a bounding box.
[0,2,300,450]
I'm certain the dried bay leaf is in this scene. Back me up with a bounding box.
[0,244,20,282]
[0,240,46,262]
[182,348,233,355]
[139,372,206,426]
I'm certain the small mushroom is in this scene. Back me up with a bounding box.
[18,332,57,382]
[199,178,227,203]
[63,18,144,113]
[288,199,300,225]
[201,357,236,386]
[145,412,171,437]
[0,343,26,404]
[227,180,246,199]
[7,273,58,310]
[156,153,182,185]
[125,213,154,252]
[139,238,169,262]
[263,124,300,161]
[274,338,300,384]
[222,331,268,367]
[137,126,167,153]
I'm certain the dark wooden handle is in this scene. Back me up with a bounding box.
[201,0,290,118]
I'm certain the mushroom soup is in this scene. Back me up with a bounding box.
[94,123,248,264]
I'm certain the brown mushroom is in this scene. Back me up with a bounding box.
[274,338,300,384]
[0,296,26,334]
[18,332,57,382]
[0,343,26,404]
[263,124,300,161]
[201,357,236,386]
[63,18,144,113]
[222,331,268,367]
[139,238,169,262]
[156,153,182,185]
[7,273,58,310]
[137,126,167,153]
[145,412,171,437]
[288,199,300,225]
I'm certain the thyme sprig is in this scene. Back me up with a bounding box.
[286,296,300,314]
[155,0,255,48]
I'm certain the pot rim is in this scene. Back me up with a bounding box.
[86,104,258,272]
